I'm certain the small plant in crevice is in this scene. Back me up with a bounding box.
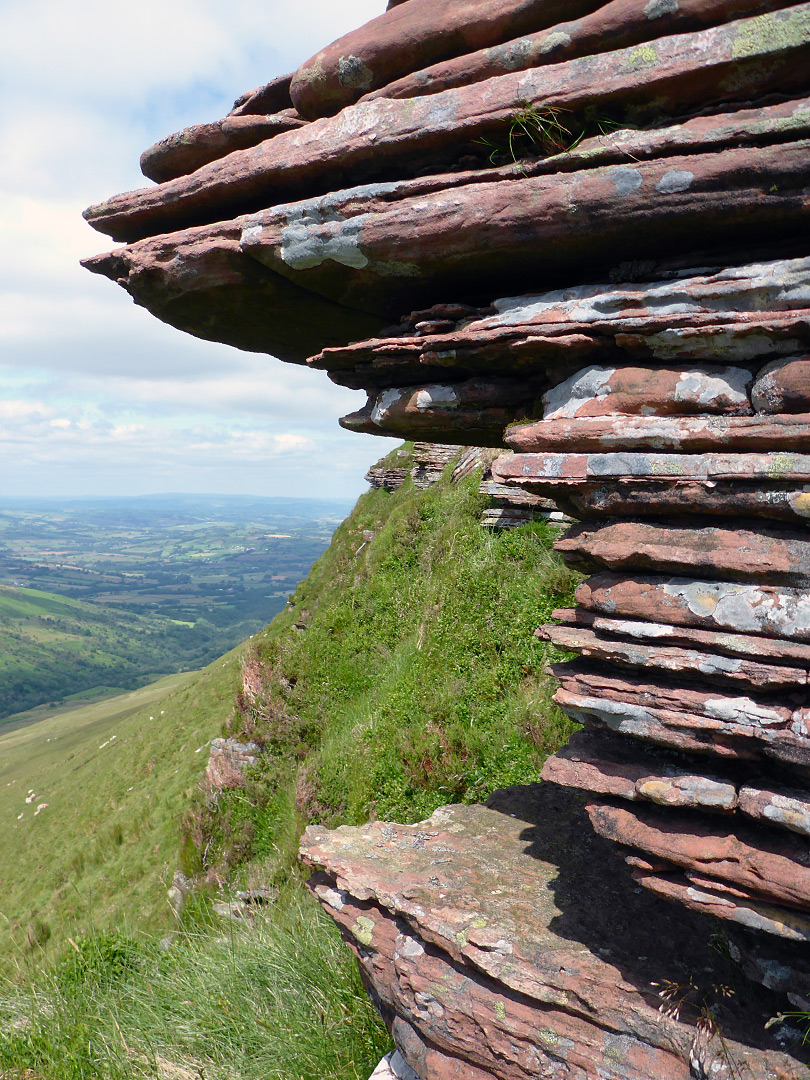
[477,103,586,170]
[766,1010,810,1045]
[655,975,745,1080]
[476,102,643,173]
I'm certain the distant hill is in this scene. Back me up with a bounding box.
[0,494,353,719]
[0,583,240,720]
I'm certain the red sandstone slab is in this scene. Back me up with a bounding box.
[240,142,810,319]
[556,686,802,761]
[543,623,807,688]
[229,75,294,116]
[575,572,810,643]
[339,379,536,446]
[551,662,798,729]
[299,787,808,1078]
[633,869,810,940]
[140,113,306,183]
[290,0,602,118]
[306,253,810,384]
[739,783,810,837]
[550,607,810,665]
[587,800,810,911]
[363,0,795,102]
[540,363,752,418]
[555,682,810,766]
[80,219,385,365]
[83,8,810,243]
[752,355,810,413]
[542,729,740,808]
[494,450,810,485]
[545,481,810,523]
[506,411,810,453]
[554,521,810,585]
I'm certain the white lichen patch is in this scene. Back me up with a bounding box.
[414,386,459,411]
[543,367,615,418]
[656,169,694,194]
[663,577,810,639]
[673,366,751,408]
[279,215,370,270]
[539,31,573,54]
[337,54,374,91]
[478,257,810,330]
[644,0,679,18]
[609,167,644,195]
[371,388,406,426]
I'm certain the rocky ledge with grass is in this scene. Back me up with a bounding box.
[84,0,810,1074]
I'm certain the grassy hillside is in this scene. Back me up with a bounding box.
[0,448,580,1079]
[0,657,241,973]
[0,583,259,720]
[185,446,580,888]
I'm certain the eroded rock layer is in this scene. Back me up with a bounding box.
[300,786,809,1079]
[84,0,810,1074]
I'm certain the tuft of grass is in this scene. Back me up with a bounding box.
[477,103,586,169]
[0,890,391,1080]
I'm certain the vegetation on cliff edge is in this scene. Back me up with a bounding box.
[184,445,580,888]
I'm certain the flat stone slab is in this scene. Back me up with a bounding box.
[494,450,810,485]
[541,363,753,419]
[83,7,810,243]
[753,356,810,413]
[588,798,810,925]
[576,571,810,643]
[551,605,810,664]
[363,0,795,102]
[290,0,601,118]
[506,411,810,454]
[300,785,809,1079]
[554,520,810,585]
[543,622,807,688]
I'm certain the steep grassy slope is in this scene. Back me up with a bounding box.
[186,449,580,886]
[0,657,241,973]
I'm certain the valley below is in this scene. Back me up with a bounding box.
[0,494,351,720]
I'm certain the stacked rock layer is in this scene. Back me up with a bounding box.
[84,0,810,1075]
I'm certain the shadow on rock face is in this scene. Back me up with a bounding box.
[486,780,810,1063]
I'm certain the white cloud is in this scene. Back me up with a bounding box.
[0,0,400,499]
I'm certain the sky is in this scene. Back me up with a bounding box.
[0,0,400,500]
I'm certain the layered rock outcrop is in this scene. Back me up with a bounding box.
[366,442,564,527]
[84,0,810,1075]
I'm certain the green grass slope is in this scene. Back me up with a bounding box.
[0,448,580,1079]
[0,655,241,973]
[187,447,580,885]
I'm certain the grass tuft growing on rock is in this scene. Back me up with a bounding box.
[0,891,389,1080]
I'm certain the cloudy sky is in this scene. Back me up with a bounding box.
[0,0,399,499]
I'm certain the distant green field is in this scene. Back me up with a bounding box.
[0,494,351,717]
[0,653,242,973]
[0,582,244,719]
